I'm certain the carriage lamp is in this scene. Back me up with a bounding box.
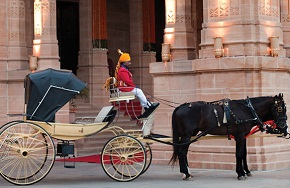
[162,43,171,63]
[29,55,38,72]
[214,37,223,58]
[270,36,279,57]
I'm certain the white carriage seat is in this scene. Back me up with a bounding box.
[74,105,114,124]
[108,77,135,102]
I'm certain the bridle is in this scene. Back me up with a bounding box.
[272,94,287,129]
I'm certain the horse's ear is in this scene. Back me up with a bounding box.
[279,93,283,98]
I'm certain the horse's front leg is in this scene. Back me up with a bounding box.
[235,137,246,180]
[242,139,252,177]
[178,140,193,180]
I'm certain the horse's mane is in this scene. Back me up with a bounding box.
[232,96,272,102]
[231,96,273,105]
[183,96,274,106]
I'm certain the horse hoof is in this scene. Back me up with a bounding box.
[246,173,252,177]
[182,174,193,181]
[181,174,186,180]
[183,176,193,181]
[237,176,246,180]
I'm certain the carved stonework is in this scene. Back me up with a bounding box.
[10,0,25,40]
[281,0,290,22]
[176,14,191,23]
[42,28,51,36]
[42,2,49,13]
[281,14,290,22]
[40,1,57,37]
[258,0,279,17]
[167,10,175,23]
[209,0,239,18]
[42,1,56,14]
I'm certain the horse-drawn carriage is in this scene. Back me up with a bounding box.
[0,69,157,185]
[0,68,288,185]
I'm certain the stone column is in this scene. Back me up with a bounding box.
[91,0,109,107]
[0,0,32,125]
[281,0,290,57]
[192,0,203,58]
[8,0,28,70]
[78,0,92,83]
[129,0,143,85]
[141,0,155,95]
[77,0,109,108]
[92,0,107,49]
[143,0,155,52]
[164,0,195,61]
[33,0,59,70]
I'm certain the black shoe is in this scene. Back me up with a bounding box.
[138,103,160,119]
[149,102,160,110]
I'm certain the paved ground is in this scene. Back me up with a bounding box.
[1,161,290,187]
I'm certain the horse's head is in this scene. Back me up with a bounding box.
[270,93,288,134]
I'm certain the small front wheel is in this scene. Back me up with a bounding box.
[101,135,146,182]
[142,143,152,174]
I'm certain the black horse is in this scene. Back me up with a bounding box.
[170,94,288,180]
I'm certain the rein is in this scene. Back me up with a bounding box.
[144,91,181,108]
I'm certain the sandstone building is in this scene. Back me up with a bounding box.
[1,0,290,172]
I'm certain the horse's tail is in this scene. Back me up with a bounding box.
[169,106,180,166]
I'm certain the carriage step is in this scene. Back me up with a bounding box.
[64,164,75,168]
[63,156,76,168]
[56,141,76,168]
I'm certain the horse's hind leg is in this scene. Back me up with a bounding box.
[178,139,192,180]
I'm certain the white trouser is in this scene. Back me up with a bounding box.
[131,88,150,108]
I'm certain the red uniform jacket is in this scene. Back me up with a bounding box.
[117,66,136,92]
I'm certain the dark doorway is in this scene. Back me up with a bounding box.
[57,1,79,74]
[155,0,165,62]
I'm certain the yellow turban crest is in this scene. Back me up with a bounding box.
[117,49,131,62]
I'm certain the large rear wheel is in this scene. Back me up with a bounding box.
[101,135,146,182]
[0,121,55,185]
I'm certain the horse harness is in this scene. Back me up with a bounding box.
[191,97,266,140]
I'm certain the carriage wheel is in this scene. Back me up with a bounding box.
[110,142,151,177]
[101,135,146,182]
[0,121,55,185]
[142,143,152,174]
